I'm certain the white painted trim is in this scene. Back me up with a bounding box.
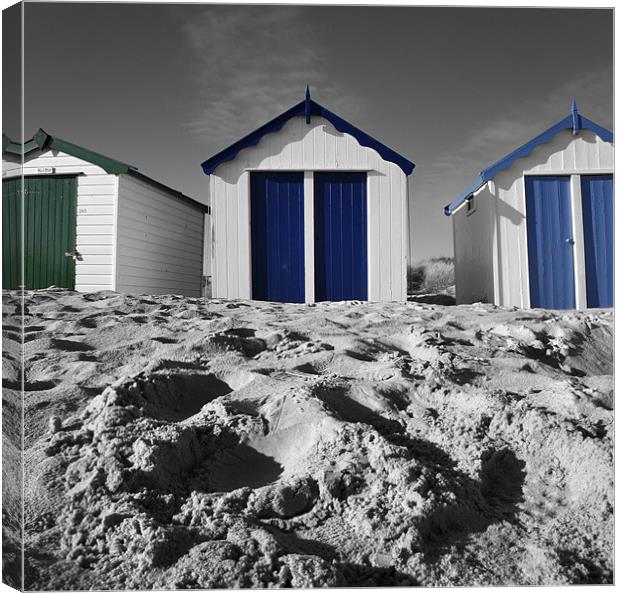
[513,176,527,308]
[2,168,23,179]
[366,173,374,300]
[224,182,230,297]
[401,172,408,301]
[239,171,252,299]
[488,180,501,306]
[303,171,315,303]
[110,175,120,291]
[210,177,218,297]
[407,176,415,265]
[449,182,489,216]
[570,174,587,310]
[243,168,373,172]
[201,212,209,297]
[522,169,614,176]
[450,216,459,303]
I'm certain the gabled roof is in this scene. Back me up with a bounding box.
[444,102,614,216]
[201,87,415,176]
[3,129,209,214]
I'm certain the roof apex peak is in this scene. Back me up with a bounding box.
[201,94,415,176]
[571,99,580,135]
[305,86,311,123]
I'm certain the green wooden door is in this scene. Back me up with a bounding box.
[2,176,77,289]
[2,178,22,289]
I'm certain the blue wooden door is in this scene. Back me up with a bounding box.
[250,172,305,303]
[581,174,613,308]
[525,176,575,309]
[314,172,367,301]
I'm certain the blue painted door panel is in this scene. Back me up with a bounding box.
[251,172,305,302]
[581,174,613,308]
[314,172,367,301]
[525,176,575,309]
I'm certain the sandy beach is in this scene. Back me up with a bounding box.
[3,289,613,588]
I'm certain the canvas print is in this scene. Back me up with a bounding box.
[1,2,614,590]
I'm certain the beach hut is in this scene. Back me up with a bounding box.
[444,102,613,309]
[2,129,209,296]
[201,88,415,303]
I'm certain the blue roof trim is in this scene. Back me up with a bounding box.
[443,178,485,216]
[200,97,415,176]
[444,108,613,216]
[314,102,415,175]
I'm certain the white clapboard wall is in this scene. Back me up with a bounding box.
[116,174,204,296]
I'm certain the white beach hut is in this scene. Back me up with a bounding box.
[445,102,613,309]
[201,88,415,303]
[2,129,209,296]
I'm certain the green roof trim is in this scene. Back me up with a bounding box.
[3,129,209,214]
[3,128,134,173]
[3,133,39,156]
[46,133,132,174]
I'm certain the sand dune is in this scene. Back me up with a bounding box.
[2,289,613,588]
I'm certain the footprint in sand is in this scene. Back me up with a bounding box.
[50,338,95,352]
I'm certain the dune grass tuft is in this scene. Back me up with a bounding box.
[407,257,455,294]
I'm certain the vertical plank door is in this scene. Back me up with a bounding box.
[581,174,613,308]
[3,176,77,290]
[525,175,575,309]
[250,172,305,303]
[314,172,368,301]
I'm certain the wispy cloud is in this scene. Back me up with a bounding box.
[417,67,612,204]
[179,6,363,149]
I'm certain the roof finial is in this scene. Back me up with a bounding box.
[305,85,311,124]
[571,99,580,136]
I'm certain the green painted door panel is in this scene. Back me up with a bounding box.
[2,176,77,289]
[2,178,22,289]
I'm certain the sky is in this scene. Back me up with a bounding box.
[2,3,613,259]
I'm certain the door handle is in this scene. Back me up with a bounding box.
[565,238,575,245]
[64,250,83,261]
